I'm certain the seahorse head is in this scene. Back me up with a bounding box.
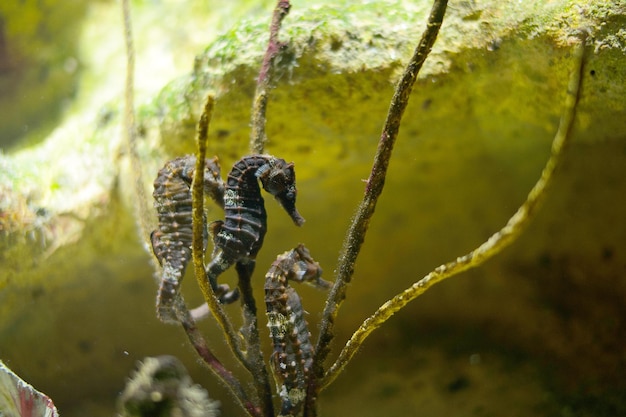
[202,156,225,207]
[290,244,331,289]
[164,155,224,206]
[257,157,305,226]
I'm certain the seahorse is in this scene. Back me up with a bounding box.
[150,155,227,323]
[264,244,331,417]
[204,154,305,304]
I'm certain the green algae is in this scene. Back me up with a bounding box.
[0,0,93,148]
[143,0,625,179]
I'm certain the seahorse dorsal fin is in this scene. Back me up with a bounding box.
[150,230,163,266]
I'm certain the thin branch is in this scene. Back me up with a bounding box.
[191,95,257,391]
[178,307,259,417]
[249,0,291,154]
[121,0,153,252]
[308,0,449,405]
[245,1,293,413]
[236,260,275,417]
[321,34,588,390]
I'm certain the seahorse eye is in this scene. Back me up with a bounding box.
[179,159,196,186]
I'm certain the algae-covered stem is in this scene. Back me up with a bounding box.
[191,95,263,417]
[121,0,153,253]
[236,260,275,417]
[305,2,449,407]
[250,0,291,154]
[246,1,294,414]
[178,307,258,417]
[321,34,589,390]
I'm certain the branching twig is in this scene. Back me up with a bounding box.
[308,0,449,407]
[249,0,291,154]
[321,34,588,390]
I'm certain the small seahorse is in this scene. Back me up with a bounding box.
[264,244,331,417]
[205,154,305,304]
[151,155,226,323]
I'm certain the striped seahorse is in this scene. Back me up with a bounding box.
[150,155,226,323]
[264,244,331,417]
[204,154,305,304]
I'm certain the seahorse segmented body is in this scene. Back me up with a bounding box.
[205,154,305,304]
[264,245,331,417]
[151,155,225,323]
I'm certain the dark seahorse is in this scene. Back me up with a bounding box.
[264,244,331,417]
[204,154,305,305]
[150,155,225,323]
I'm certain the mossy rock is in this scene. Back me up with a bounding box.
[1,1,625,416]
[0,0,93,148]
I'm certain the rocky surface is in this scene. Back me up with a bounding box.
[0,1,625,416]
[0,0,90,148]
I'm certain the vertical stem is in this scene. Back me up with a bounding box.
[249,0,291,154]
[305,1,448,415]
[237,260,275,417]
[191,95,259,411]
[246,1,293,413]
[121,0,153,251]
